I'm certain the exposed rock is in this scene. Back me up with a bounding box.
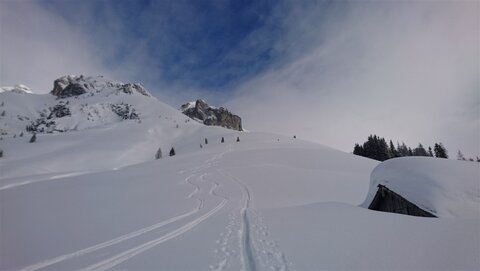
[51,75,151,98]
[110,103,140,120]
[181,99,242,131]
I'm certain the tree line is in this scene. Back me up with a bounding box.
[353,134,448,161]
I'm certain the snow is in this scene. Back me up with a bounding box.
[361,157,480,218]
[1,76,478,270]
[0,84,33,94]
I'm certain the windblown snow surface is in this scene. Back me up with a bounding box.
[1,88,479,270]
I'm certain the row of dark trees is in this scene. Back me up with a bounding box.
[353,134,449,161]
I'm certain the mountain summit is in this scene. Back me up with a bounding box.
[181,99,242,131]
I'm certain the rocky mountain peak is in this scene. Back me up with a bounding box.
[50,75,151,98]
[181,99,242,131]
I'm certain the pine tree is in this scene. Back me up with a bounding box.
[389,140,397,158]
[0,149,3,158]
[29,133,36,143]
[155,147,162,159]
[434,143,448,158]
[19,132,24,137]
[200,143,203,148]
[236,136,240,142]
[221,137,224,143]
[353,143,365,157]
[457,150,465,161]
[413,143,428,156]
[1,110,5,117]
[428,146,434,157]
[169,147,176,156]
[293,135,296,139]
[476,156,480,162]
[205,138,208,145]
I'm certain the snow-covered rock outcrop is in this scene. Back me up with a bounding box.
[181,99,242,131]
[0,75,159,134]
[51,75,151,98]
[361,157,480,218]
[0,84,33,94]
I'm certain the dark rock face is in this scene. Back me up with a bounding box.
[50,75,151,98]
[181,99,242,131]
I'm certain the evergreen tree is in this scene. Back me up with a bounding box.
[457,150,465,161]
[0,149,3,158]
[428,146,434,157]
[169,147,176,156]
[353,143,364,157]
[205,138,208,144]
[221,137,224,143]
[236,136,240,142]
[29,133,36,143]
[389,140,397,158]
[413,143,428,156]
[476,156,480,162]
[155,147,162,159]
[19,132,24,137]
[359,135,390,161]
[293,135,296,139]
[1,110,5,117]
[434,143,448,158]
[200,143,203,148]
[396,142,408,157]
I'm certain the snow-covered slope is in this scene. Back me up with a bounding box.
[1,76,478,270]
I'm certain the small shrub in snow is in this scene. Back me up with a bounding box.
[19,132,23,137]
[221,137,224,143]
[200,143,203,148]
[236,136,240,142]
[205,138,208,144]
[155,147,162,159]
[169,147,176,156]
[0,149,3,158]
[29,133,36,143]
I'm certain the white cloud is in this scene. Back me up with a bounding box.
[0,1,110,93]
[228,2,479,157]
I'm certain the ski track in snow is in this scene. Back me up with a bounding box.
[0,171,88,191]
[19,149,230,271]
[211,146,289,271]
[17,145,289,271]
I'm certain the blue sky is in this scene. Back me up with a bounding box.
[0,0,478,157]
[40,0,299,91]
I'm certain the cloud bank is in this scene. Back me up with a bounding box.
[227,1,479,157]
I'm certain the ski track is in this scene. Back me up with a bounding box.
[80,199,227,271]
[217,168,290,271]
[16,145,289,271]
[19,148,230,271]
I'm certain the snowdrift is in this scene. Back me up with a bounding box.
[361,157,480,218]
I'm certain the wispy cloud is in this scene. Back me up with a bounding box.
[0,1,110,92]
[227,1,479,157]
